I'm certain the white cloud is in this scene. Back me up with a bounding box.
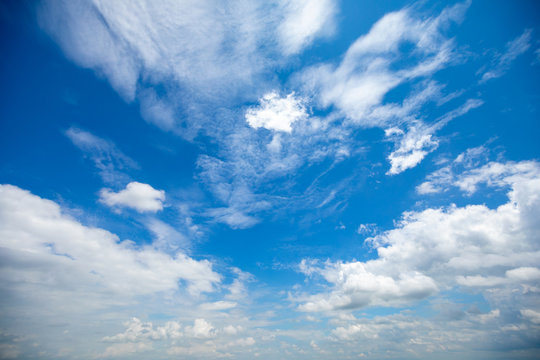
[246,92,308,133]
[297,160,540,312]
[185,319,217,339]
[300,3,469,127]
[386,122,439,175]
[99,181,165,213]
[480,29,532,83]
[521,309,540,325]
[199,301,237,311]
[0,184,220,301]
[65,127,137,185]
[386,99,483,175]
[417,148,540,195]
[277,0,336,55]
[103,318,183,343]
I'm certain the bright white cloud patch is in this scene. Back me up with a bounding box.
[298,160,540,312]
[100,181,165,213]
[246,91,308,133]
[278,0,336,55]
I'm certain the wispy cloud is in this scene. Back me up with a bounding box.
[65,127,137,185]
[386,98,483,175]
[38,0,337,134]
[277,0,337,55]
[480,29,533,83]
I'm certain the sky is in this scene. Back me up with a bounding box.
[0,0,539,359]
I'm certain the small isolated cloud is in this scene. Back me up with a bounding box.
[480,29,532,83]
[100,182,165,213]
[357,223,377,236]
[246,91,308,133]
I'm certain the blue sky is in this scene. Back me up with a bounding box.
[1,0,539,358]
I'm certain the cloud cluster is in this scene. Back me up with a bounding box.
[0,184,220,301]
[38,0,337,133]
[298,159,540,312]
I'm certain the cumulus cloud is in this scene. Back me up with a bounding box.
[297,160,540,312]
[103,318,182,343]
[99,181,165,213]
[185,319,217,339]
[0,184,220,301]
[246,91,308,133]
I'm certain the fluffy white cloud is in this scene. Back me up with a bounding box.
[199,301,237,311]
[385,123,439,175]
[100,181,165,213]
[298,160,540,312]
[246,92,308,133]
[0,184,220,300]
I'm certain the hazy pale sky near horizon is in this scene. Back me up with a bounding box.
[1,0,540,359]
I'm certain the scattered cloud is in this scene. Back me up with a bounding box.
[297,159,540,312]
[417,147,540,195]
[99,181,165,213]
